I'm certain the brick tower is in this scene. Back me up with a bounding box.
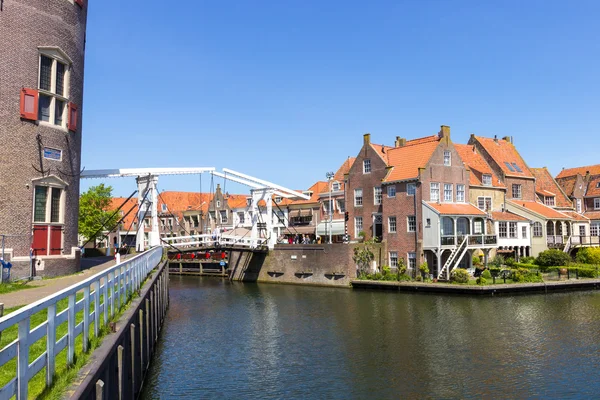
[0,0,88,278]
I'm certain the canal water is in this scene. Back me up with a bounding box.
[141,276,600,399]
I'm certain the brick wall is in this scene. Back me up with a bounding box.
[504,177,536,202]
[0,0,87,277]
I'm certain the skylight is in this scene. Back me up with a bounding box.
[511,163,523,172]
[504,162,515,172]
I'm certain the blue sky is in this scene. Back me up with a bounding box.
[81,0,600,197]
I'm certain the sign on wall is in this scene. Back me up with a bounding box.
[43,147,62,161]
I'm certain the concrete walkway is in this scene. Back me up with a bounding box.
[1,256,130,309]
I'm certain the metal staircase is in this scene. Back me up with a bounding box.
[438,235,469,280]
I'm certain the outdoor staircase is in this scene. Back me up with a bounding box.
[438,235,469,280]
[563,235,573,254]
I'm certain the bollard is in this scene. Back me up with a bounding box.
[117,345,124,400]
[115,253,121,265]
[0,303,3,343]
[96,379,104,400]
[130,323,136,396]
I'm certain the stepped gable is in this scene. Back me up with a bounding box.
[454,144,504,187]
[530,167,573,208]
[472,136,534,178]
[556,163,600,180]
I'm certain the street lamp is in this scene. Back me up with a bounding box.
[326,171,335,244]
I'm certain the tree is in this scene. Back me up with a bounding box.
[353,238,376,277]
[79,184,120,247]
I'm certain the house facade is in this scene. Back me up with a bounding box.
[316,157,355,242]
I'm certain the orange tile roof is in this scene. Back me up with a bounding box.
[583,211,600,220]
[425,202,487,216]
[227,195,248,209]
[556,163,600,179]
[473,136,533,178]
[508,200,571,220]
[369,143,393,164]
[320,157,357,194]
[405,135,439,146]
[290,181,328,205]
[108,197,141,231]
[454,144,504,188]
[383,141,440,182]
[491,211,528,222]
[530,167,572,208]
[562,211,589,222]
[586,177,600,197]
[556,176,577,197]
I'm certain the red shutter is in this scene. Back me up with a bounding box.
[32,225,49,256]
[50,226,63,255]
[20,88,38,120]
[75,0,84,7]
[68,102,78,132]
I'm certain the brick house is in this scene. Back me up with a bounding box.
[285,182,326,238]
[0,0,88,278]
[316,157,355,242]
[556,164,600,249]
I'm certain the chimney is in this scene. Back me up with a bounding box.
[395,136,406,147]
[494,135,498,143]
[502,136,511,143]
[363,133,371,145]
[439,125,450,139]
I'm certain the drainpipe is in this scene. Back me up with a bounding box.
[413,185,418,279]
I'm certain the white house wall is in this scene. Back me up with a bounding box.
[422,205,441,249]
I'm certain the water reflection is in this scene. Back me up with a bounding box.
[141,277,600,399]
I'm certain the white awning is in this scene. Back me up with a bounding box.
[316,220,345,236]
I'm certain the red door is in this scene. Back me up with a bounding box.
[32,225,48,256]
[50,226,63,255]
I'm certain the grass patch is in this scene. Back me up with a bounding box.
[0,280,143,399]
[0,282,35,295]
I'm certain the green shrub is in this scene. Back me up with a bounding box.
[505,257,516,266]
[575,247,600,265]
[577,268,598,278]
[419,262,429,276]
[451,268,470,284]
[472,255,481,266]
[415,275,423,282]
[476,276,487,285]
[491,255,505,268]
[520,256,536,264]
[511,267,543,283]
[481,269,492,279]
[535,249,571,270]
[489,267,501,278]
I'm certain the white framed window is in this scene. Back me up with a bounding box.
[444,150,451,166]
[387,185,396,198]
[408,252,417,270]
[331,182,340,192]
[374,187,382,205]
[209,211,216,221]
[34,186,64,224]
[363,159,371,174]
[444,184,453,202]
[576,199,582,213]
[533,222,543,237]
[498,222,507,238]
[216,200,221,208]
[426,218,431,228]
[512,184,522,199]
[407,183,416,196]
[591,222,600,236]
[336,199,345,213]
[545,196,555,207]
[595,198,600,210]
[456,184,465,202]
[38,50,71,128]
[274,196,282,204]
[477,197,492,211]
[219,210,228,223]
[323,199,334,215]
[237,212,245,224]
[474,220,483,234]
[389,252,398,268]
[161,204,167,212]
[407,216,416,232]
[509,222,517,238]
[246,197,252,207]
[32,177,66,257]
[354,189,363,207]
[430,183,440,202]
[482,174,492,186]
[522,226,527,239]
[388,217,397,233]
[354,217,363,238]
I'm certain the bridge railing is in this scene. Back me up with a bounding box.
[0,246,163,399]
[164,234,267,249]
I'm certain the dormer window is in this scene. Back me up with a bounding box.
[363,159,371,174]
[596,182,600,188]
[331,182,340,192]
[161,204,167,212]
[246,198,252,207]
[482,174,492,186]
[303,191,313,197]
[444,151,451,166]
[544,196,555,207]
[274,196,282,204]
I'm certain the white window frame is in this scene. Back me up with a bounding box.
[216,200,221,208]
[456,184,465,202]
[474,220,483,234]
[591,222,600,236]
[237,212,245,224]
[274,196,283,204]
[576,199,582,213]
[498,222,507,238]
[595,198,600,210]
[512,184,522,199]
[354,216,363,238]
[323,199,334,215]
[374,187,382,205]
[354,189,363,207]
[387,185,396,198]
[408,252,417,270]
[389,251,398,268]
[336,199,345,213]
[444,184,453,202]
[161,204,167,212]
[430,183,439,202]
[482,174,492,186]
[522,225,527,239]
[407,183,416,196]
[219,210,228,223]
[444,150,451,166]
[388,216,397,233]
[407,216,416,232]
[477,196,492,211]
[545,196,555,207]
[37,48,71,130]
[331,182,340,192]
[509,222,517,238]
[363,159,371,174]
[533,222,543,237]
